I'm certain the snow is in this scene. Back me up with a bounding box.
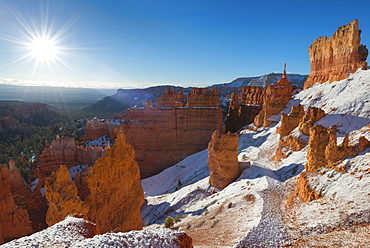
[1,216,189,248]
[30,178,39,192]
[84,135,111,147]
[68,164,90,181]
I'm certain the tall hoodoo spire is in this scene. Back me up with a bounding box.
[283,63,287,78]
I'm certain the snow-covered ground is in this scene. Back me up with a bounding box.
[141,69,370,247]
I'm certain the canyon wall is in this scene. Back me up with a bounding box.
[304,19,368,89]
[85,119,118,141]
[0,164,32,244]
[225,87,263,133]
[121,88,222,178]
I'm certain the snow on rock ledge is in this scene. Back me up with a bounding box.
[1,215,193,248]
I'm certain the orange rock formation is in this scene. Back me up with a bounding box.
[30,136,108,212]
[289,172,321,203]
[121,88,222,178]
[254,65,292,127]
[304,19,368,89]
[208,130,240,189]
[83,131,144,233]
[8,160,32,207]
[85,118,119,141]
[0,164,32,244]
[45,165,87,226]
[275,104,306,160]
[298,107,326,135]
[225,88,263,133]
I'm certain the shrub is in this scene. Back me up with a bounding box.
[164,216,174,228]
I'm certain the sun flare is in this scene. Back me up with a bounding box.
[28,36,59,62]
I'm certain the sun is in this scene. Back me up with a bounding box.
[28,36,60,63]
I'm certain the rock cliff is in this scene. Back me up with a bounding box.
[208,130,240,189]
[225,88,263,133]
[85,118,118,141]
[254,67,292,127]
[0,164,32,244]
[83,131,144,233]
[121,88,222,178]
[304,19,368,89]
[30,136,107,213]
[44,165,87,226]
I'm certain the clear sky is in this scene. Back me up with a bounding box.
[0,0,369,89]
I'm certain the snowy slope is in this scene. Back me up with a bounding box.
[141,69,370,247]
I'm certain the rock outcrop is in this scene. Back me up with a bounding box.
[85,118,119,141]
[0,164,32,244]
[325,127,357,169]
[298,107,326,135]
[254,65,292,127]
[121,87,222,178]
[45,165,87,226]
[8,160,32,208]
[30,136,108,213]
[305,125,330,173]
[208,130,240,189]
[289,172,321,203]
[304,19,368,89]
[225,88,263,133]
[83,131,144,233]
[275,104,306,160]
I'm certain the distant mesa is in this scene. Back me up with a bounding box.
[304,19,368,89]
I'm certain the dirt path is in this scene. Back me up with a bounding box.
[234,177,290,248]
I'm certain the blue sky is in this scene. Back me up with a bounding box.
[0,0,369,88]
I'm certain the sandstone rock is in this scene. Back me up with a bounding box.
[30,136,107,214]
[225,89,263,133]
[85,118,119,141]
[277,104,305,137]
[0,164,32,244]
[208,130,240,189]
[8,160,32,208]
[254,65,292,127]
[225,92,240,133]
[83,131,144,233]
[298,107,326,135]
[74,170,90,201]
[45,165,88,226]
[156,88,185,108]
[275,104,306,161]
[305,125,329,173]
[289,172,321,202]
[357,136,370,152]
[304,19,368,89]
[325,127,358,169]
[121,88,222,178]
